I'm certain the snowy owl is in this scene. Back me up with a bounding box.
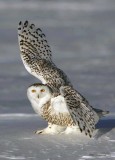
[18,21,109,137]
[27,83,108,137]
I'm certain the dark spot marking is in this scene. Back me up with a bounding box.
[18,27,21,30]
[24,21,28,26]
[19,21,22,25]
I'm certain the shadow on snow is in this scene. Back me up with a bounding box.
[95,116,115,138]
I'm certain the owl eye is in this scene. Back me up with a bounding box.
[40,89,45,92]
[31,89,36,93]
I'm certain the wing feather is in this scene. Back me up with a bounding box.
[18,20,52,63]
[60,86,99,137]
[18,21,72,92]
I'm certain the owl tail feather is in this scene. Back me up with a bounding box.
[93,108,109,118]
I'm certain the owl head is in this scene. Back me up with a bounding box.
[27,83,53,103]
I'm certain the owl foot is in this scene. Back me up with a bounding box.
[35,124,66,135]
[35,129,47,134]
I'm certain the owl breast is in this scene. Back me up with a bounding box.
[41,100,75,126]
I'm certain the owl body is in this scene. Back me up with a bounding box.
[27,83,109,137]
[27,84,74,127]
[18,21,109,137]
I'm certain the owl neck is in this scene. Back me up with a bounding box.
[39,94,51,108]
[34,96,51,115]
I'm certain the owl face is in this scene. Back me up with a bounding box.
[27,83,52,102]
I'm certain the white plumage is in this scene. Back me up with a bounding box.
[27,83,108,137]
[18,21,109,137]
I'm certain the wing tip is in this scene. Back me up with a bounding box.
[19,21,22,25]
[24,20,29,27]
[18,20,29,29]
[18,21,23,33]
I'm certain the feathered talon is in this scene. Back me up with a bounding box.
[35,129,45,134]
[34,125,66,135]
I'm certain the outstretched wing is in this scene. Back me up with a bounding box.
[60,86,99,137]
[18,21,52,73]
[18,21,72,91]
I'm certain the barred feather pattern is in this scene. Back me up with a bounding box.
[60,86,99,137]
[18,21,52,62]
[18,21,72,93]
[41,100,74,126]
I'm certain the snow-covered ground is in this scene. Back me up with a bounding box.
[0,114,115,160]
[0,0,115,159]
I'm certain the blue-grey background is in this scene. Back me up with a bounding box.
[0,0,115,159]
